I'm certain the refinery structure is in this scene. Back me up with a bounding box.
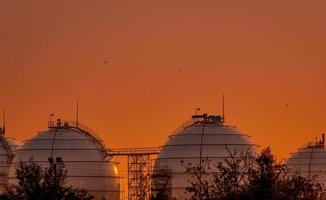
[0,113,163,200]
[0,109,326,200]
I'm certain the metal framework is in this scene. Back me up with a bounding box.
[108,147,161,200]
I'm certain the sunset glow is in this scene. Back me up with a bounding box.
[1,0,326,165]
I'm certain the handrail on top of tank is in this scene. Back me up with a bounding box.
[299,141,324,150]
[69,121,110,158]
[299,134,325,150]
[169,118,194,136]
[169,114,225,137]
[48,120,110,158]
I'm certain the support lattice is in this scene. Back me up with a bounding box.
[108,147,161,200]
[128,155,151,200]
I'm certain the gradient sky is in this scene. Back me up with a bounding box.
[1,0,326,166]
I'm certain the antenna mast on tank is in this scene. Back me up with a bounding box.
[222,94,225,123]
[2,109,5,135]
[76,100,79,128]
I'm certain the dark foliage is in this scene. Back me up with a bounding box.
[0,160,94,200]
[151,167,174,200]
[185,147,326,200]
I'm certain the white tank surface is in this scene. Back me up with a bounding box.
[153,114,257,199]
[8,120,120,200]
[0,127,21,192]
[285,134,326,184]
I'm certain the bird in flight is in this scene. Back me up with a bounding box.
[104,57,112,64]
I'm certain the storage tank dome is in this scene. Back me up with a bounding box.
[152,113,257,199]
[8,120,120,200]
[285,134,326,184]
[0,127,21,192]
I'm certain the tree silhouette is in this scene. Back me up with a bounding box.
[186,147,326,200]
[151,167,174,200]
[0,160,93,200]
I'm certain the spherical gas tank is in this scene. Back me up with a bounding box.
[153,114,256,199]
[286,141,326,184]
[9,122,120,200]
[0,134,21,192]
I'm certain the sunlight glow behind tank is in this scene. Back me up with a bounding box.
[114,165,118,175]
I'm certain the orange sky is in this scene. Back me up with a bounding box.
[1,0,326,166]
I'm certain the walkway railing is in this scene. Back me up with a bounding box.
[48,120,109,158]
[107,147,161,156]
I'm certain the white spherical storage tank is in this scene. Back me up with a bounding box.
[285,134,326,184]
[0,128,21,192]
[152,114,257,199]
[8,120,120,200]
